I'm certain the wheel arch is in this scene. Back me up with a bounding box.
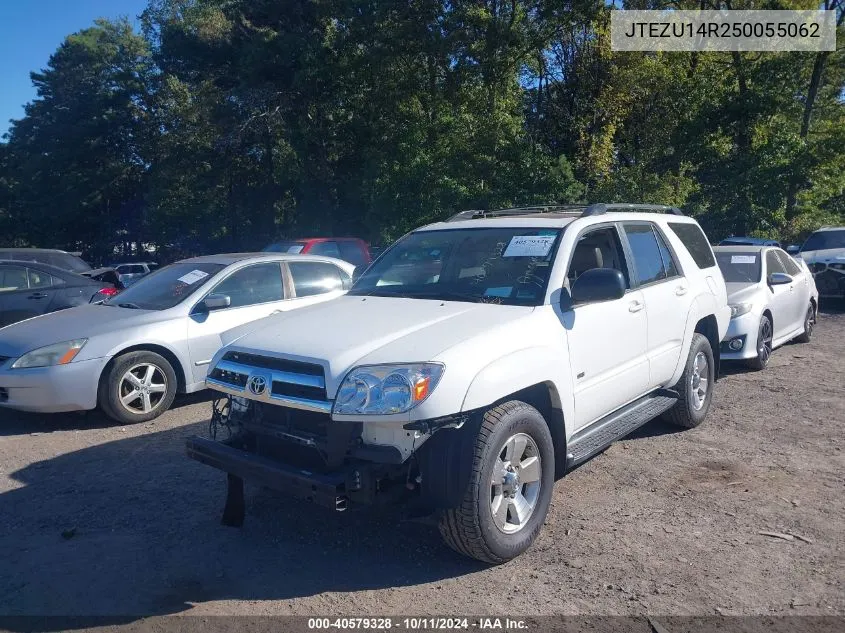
[98,343,188,395]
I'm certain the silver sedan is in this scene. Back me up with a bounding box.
[714,246,818,370]
[0,253,354,423]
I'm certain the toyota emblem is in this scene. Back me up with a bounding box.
[248,375,267,396]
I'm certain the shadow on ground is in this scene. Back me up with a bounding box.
[0,413,483,625]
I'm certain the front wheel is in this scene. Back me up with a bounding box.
[438,401,555,564]
[99,351,177,424]
[662,333,715,429]
[746,314,773,371]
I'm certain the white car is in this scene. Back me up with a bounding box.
[795,227,845,299]
[0,254,354,423]
[714,246,818,370]
[114,262,160,287]
[188,204,730,563]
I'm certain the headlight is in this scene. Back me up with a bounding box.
[11,339,88,369]
[333,363,444,415]
[729,303,753,319]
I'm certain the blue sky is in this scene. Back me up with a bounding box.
[0,0,148,137]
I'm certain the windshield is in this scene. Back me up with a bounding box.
[715,251,761,283]
[348,227,562,306]
[104,262,225,310]
[801,229,845,252]
[264,241,305,254]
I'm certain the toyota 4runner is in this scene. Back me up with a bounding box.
[187,203,730,563]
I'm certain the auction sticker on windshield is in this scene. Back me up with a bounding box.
[503,235,556,258]
[177,269,210,285]
[731,255,756,264]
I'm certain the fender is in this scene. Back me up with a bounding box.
[102,339,193,392]
[461,346,574,440]
[668,292,718,386]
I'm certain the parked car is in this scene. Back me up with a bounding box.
[719,236,781,248]
[0,248,124,289]
[714,246,818,370]
[263,237,371,269]
[0,261,119,328]
[793,227,845,299]
[187,203,730,564]
[0,254,354,423]
[114,262,159,287]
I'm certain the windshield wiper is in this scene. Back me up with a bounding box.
[117,302,142,309]
[409,291,484,303]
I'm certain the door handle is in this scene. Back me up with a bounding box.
[675,285,688,296]
[629,301,644,313]
[28,293,48,300]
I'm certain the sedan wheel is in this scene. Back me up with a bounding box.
[99,351,178,424]
[747,315,773,371]
[796,304,815,343]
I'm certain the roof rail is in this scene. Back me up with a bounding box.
[581,203,683,217]
[446,202,683,222]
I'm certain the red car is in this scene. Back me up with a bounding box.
[263,237,371,269]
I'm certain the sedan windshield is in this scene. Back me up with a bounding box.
[348,227,562,306]
[715,251,761,283]
[801,229,845,252]
[264,241,305,254]
[104,262,225,310]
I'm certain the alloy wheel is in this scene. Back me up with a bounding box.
[490,433,542,534]
[690,351,709,411]
[118,363,168,415]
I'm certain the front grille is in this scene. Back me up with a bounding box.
[272,381,327,401]
[222,351,323,376]
[208,367,248,388]
[0,387,8,403]
[814,269,845,295]
[809,263,827,274]
[0,356,9,365]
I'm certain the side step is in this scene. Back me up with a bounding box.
[565,392,678,469]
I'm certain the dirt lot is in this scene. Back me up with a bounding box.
[0,305,843,620]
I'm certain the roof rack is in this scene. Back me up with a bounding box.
[446,203,683,222]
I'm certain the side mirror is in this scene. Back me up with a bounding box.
[786,245,800,255]
[203,293,231,310]
[768,272,792,286]
[570,268,626,305]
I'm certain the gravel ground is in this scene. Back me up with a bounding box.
[0,304,842,620]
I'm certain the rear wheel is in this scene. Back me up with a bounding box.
[99,351,177,424]
[746,314,773,371]
[663,333,715,429]
[438,401,554,564]
[794,304,815,343]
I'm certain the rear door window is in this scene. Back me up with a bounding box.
[668,222,716,269]
[27,269,54,289]
[289,262,345,297]
[623,223,667,286]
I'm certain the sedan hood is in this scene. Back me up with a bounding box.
[0,304,168,357]
[799,249,845,264]
[725,282,763,304]
[222,295,534,385]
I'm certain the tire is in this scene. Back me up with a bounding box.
[438,400,554,564]
[663,333,715,429]
[99,351,178,424]
[794,303,815,343]
[746,314,773,371]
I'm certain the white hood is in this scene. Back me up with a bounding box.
[799,249,845,264]
[220,295,535,390]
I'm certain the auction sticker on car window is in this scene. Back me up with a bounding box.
[177,269,210,285]
[503,235,556,257]
[731,255,757,264]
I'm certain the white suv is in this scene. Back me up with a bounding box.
[187,204,730,563]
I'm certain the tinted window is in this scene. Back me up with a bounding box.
[654,227,679,277]
[624,224,666,285]
[668,222,716,269]
[289,262,345,297]
[766,251,787,275]
[309,241,341,258]
[337,241,366,267]
[0,266,28,292]
[264,241,305,254]
[27,269,54,289]
[210,263,285,308]
[104,262,225,310]
[119,265,146,274]
[715,251,762,283]
[775,250,801,276]
[49,252,90,272]
[801,229,845,252]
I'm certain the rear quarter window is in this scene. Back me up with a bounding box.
[668,222,716,269]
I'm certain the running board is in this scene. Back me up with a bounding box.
[565,392,678,469]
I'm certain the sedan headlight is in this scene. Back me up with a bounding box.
[11,339,87,369]
[729,303,753,319]
[333,363,444,415]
